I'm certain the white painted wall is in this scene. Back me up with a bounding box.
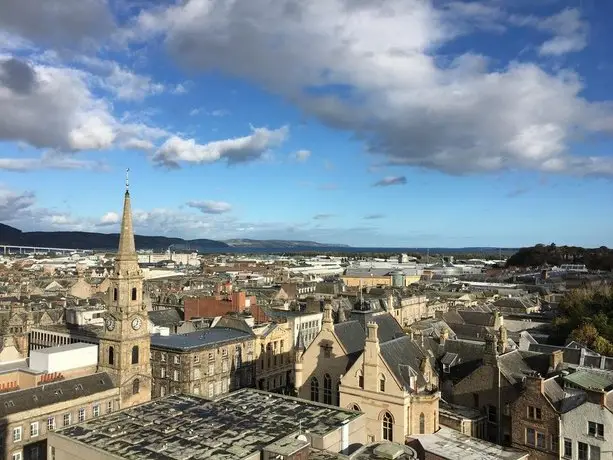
[30,343,99,373]
[561,400,613,460]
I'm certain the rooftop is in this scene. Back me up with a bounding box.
[54,389,362,460]
[150,327,253,351]
[33,342,97,355]
[409,427,528,460]
[564,368,613,391]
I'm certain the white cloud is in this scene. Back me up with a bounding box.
[186,200,232,214]
[536,8,588,56]
[0,151,107,171]
[291,149,311,162]
[189,108,201,116]
[99,211,120,225]
[153,125,289,167]
[123,0,613,176]
[121,138,155,151]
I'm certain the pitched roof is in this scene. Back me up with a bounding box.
[563,369,613,392]
[0,372,115,417]
[380,336,434,391]
[497,350,550,385]
[334,313,404,356]
[148,308,184,327]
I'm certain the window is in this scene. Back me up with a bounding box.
[131,346,139,364]
[13,426,22,442]
[51,447,55,460]
[536,432,546,449]
[113,288,118,301]
[350,404,361,411]
[419,412,425,434]
[208,383,214,398]
[208,352,214,361]
[443,364,450,373]
[193,355,200,364]
[208,363,214,375]
[63,414,71,426]
[173,370,179,381]
[161,353,166,362]
[323,374,332,405]
[30,422,38,437]
[379,375,386,392]
[106,401,112,413]
[174,355,180,364]
[588,421,604,438]
[488,405,497,424]
[551,435,558,453]
[47,417,55,431]
[310,377,319,402]
[383,412,393,442]
[357,370,364,389]
[222,360,228,373]
[132,379,140,395]
[93,404,100,417]
[12,453,21,460]
[527,406,542,420]
[526,428,536,446]
[160,385,166,397]
[578,442,588,460]
[590,445,600,460]
[563,438,572,459]
[108,346,114,365]
[336,380,341,406]
[161,367,166,378]
[222,348,228,357]
[78,408,85,422]
[131,287,137,301]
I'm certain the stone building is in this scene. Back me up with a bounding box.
[253,321,294,393]
[296,304,440,443]
[149,325,256,398]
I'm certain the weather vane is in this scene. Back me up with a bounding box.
[126,168,130,192]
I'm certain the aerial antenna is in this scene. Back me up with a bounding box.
[126,168,130,192]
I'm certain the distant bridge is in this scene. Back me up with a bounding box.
[1,245,93,255]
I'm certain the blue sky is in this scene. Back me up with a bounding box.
[1,0,612,247]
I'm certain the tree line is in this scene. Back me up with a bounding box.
[506,243,613,271]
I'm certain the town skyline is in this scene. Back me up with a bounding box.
[1,0,613,247]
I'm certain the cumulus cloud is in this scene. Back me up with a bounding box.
[536,8,588,56]
[99,211,120,226]
[153,126,289,167]
[374,176,407,187]
[0,0,115,47]
[186,200,232,214]
[124,0,613,177]
[291,149,311,162]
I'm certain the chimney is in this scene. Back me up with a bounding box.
[387,292,394,311]
[497,326,508,354]
[550,350,564,373]
[524,374,544,395]
[440,327,449,346]
[363,322,380,391]
[483,332,498,366]
[322,303,334,332]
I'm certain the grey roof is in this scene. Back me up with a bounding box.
[457,311,496,327]
[0,372,115,417]
[150,327,253,351]
[497,350,551,385]
[564,368,613,391]
[334,313,404,355]
[543,378,587,413]
[380,336,435,391]
[148,308,183,327]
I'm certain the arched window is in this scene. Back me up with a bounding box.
[113,288,118,301]
[357,370,364,389]
[323,374,332,405]
[131,345,139,364]
[310,377,319,402]
[350,403,361,412]
[132,379,140,395]
[379,374,386,392]
[419,412,425,434]
[383,412,393,441]
[131,287,137,301]
[336,380,341,406]
[108,346,114,365]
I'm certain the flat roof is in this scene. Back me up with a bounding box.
[32,342,97,355]
[410,427,528,460]
[54,389,361,460]
[150,327,253,351]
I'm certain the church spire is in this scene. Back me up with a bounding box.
[117,169,137,262]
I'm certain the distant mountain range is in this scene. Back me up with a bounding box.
[0,224,349,251]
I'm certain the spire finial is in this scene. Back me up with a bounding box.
[126,168,130,193]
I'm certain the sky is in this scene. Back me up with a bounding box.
[1,0,613,248]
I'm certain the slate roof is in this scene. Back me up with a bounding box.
[0,372,115,417]
[458,311,496,327]
[543,378,587,413]
[380,336,435,391]
[497,350,551,385]
[148,308,184,328]
[564,369,613,391]
[150,327,253,351]
[334,313,404,356]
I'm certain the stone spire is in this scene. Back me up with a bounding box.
[116,169,137,263]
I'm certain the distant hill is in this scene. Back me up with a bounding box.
[0,224,349,252]
[0,223,227,251]
[224,239,351,248]
[506,243,613,271]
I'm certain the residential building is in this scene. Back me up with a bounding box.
[253,321,294,393]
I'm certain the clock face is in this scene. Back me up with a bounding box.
[131,316,142,330]
[105,317,115,331]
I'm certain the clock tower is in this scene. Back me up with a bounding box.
[97,172,152,408]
